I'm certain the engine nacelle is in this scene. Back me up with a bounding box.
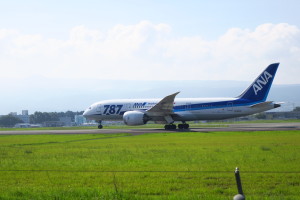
[123,111,149,126]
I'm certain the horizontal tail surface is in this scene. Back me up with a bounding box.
[237,63,279,102]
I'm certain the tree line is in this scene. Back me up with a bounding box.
[0,111,84,127]
[0,115,23,127]
[29,111,84,124]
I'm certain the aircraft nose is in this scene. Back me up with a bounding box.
[83,109,90,118]
[83,110,87,117]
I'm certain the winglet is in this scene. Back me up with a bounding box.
[237,63,279,102]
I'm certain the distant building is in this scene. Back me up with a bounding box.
[22,110,29,115]
[40,117,73,127]
[43,121,64,127]
[75,115,86,126]
[75,115,97,126]
[16,115,30,123]
[265,111,300,119]
[15,123,42,128]
[9,110,30,124]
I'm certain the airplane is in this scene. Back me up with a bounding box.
[83,63,281,130]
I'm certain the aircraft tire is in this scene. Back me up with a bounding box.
[164,125,169,130]
[165,124,177,130]
[178,124,189,129]
[178,124,183,129]
[98,125,103,129]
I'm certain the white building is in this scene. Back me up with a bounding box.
[17,115,30,123]
[75,115,86,126]
[15,123,41,128]
[22,110,29,115]
[11,110,30,123]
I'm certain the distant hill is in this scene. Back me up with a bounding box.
[2,79,300,114]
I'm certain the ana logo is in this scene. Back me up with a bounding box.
[134,102,147,107]
[253,71,273,95]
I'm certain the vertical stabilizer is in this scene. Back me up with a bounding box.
[237,63,279,102]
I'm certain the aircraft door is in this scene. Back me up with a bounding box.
[96,104,102,114]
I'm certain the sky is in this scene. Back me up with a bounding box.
[0,0,300,114]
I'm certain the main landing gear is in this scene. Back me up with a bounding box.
[97,121,103,129]
[178,123,189,129]
[164,123,190,130]
[164,124,177,130]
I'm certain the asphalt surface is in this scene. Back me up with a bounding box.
[0,123,300,135]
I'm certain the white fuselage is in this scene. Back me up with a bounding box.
[83,97,276,123]
[83,63,280,127]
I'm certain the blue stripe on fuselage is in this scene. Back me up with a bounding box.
[173,98,259,112]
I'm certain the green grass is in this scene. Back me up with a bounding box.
[1,119,300,131]
[0,126,99,131]
[223,119,300,123]
[0,131,300,199]
[0,122,228,131]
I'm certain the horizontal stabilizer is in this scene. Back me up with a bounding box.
[250,101,273,108]
[274,102,284,108]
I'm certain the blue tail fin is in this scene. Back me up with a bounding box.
[237,63,279,102]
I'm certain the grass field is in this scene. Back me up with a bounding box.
[0,130,299,199]
[1,119,300,131]
[0,122,227,131]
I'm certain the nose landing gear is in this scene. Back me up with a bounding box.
[97,121,103,129]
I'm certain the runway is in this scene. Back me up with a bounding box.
[0,123,300,135]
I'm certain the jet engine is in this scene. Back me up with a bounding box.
[123,111,150,126]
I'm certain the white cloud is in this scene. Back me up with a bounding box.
[0,22,299,83]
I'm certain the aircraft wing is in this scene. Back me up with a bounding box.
[147,92,180,116]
